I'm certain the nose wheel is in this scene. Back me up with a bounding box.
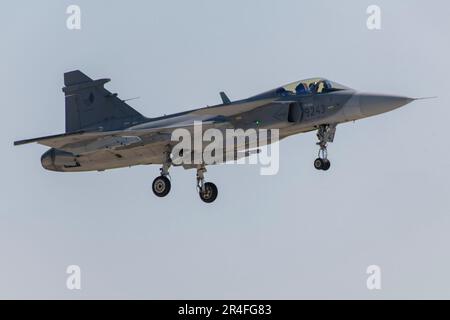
[314,157,331,171]
[314,124,336,171]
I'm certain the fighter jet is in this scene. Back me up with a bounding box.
[15,70,423,203]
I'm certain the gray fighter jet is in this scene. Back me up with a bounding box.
[15,70,423,203]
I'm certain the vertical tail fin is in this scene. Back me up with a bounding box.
[63,70,146,133]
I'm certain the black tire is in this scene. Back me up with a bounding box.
[199,182,218,203]
[314,158,324,170]
[322,159,331,171]
[152,176,171,197]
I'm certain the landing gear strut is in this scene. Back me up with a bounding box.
[197,166,218,203]
[314,124,336,171]
[152,147,172,197]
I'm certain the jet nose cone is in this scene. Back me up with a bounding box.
[358,93,414,117]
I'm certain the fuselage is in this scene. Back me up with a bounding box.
[40,78,414,172]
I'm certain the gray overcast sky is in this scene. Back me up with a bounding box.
[1,0,449,299]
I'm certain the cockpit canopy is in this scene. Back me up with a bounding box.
[250,78,351,100]
[277,78,351,96]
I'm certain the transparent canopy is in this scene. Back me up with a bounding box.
[275,78,351,96]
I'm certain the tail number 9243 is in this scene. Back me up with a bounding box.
[303,104,326,119]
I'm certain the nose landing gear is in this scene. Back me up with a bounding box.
[314,124,336,171]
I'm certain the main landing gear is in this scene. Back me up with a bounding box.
[152,151,172,197]
[196,166,218,203]
[152,165,219,203]
[314,124,336,171]
[151,147,218,203]
[152,175,171,197]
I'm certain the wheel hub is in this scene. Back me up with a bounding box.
[201,187,213,200]
[155,180,166,193]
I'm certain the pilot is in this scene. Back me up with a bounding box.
[295,83,310,95]
[309,82,318,94]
